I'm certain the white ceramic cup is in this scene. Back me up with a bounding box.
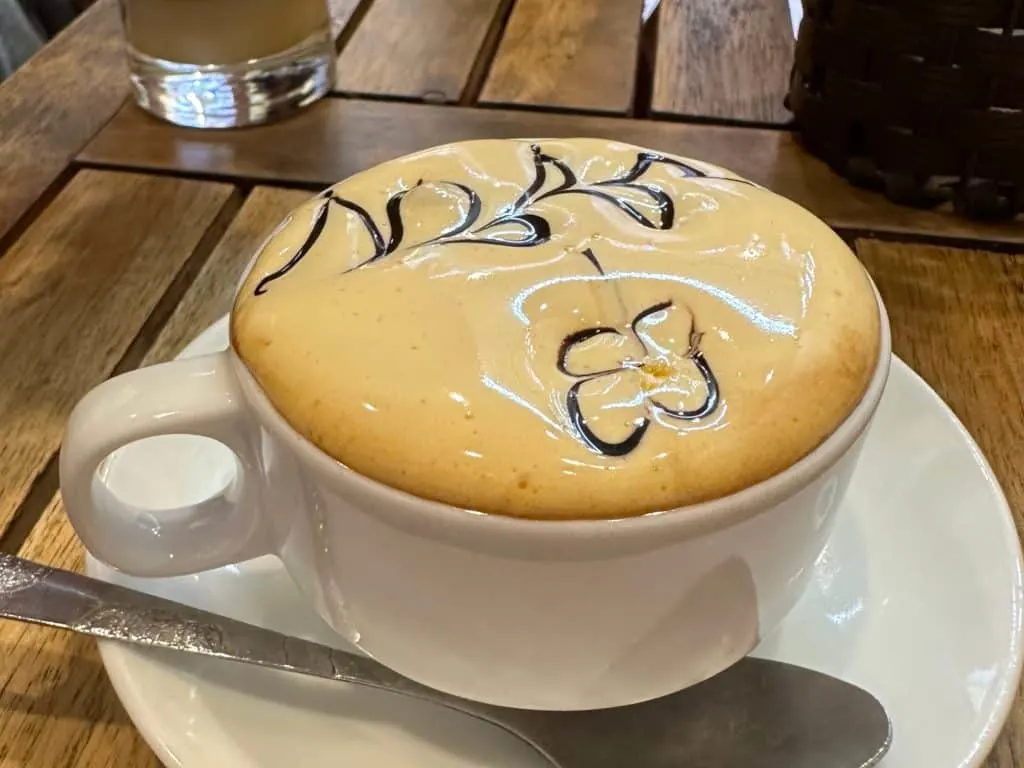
[60,288,891,711]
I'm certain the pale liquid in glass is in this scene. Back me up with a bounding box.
[122,0,334,128]
[123,0,330,64]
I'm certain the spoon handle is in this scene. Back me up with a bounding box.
[0,553,459,706]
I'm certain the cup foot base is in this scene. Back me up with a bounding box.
[128,32,334,129]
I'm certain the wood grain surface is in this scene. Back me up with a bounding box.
[0,187,308,768]
[335,0,506,102]
[0,171,235,547]
[0,0,126,246]
[328,0,364,39]
[80,99,1024,245]
[856,240,1024,767]
[652,0,793,123]
[2,2,1024,765]
[479,0,642,114]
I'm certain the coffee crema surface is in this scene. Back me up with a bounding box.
[231,139,880,520]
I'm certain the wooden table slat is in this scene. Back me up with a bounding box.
[0,0,126,246]
[479,0,643,114]
[328,0,364,40]
[79,99,1024,246]
[334,0,506,102]
[0,186,311,768]
[651,0,793,124]
[0,170,235,544]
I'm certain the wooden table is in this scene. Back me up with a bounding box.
[0,0,1022,764]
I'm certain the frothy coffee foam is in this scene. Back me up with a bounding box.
[232,139,880,520]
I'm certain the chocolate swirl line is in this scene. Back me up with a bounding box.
[567,380,651,458]
[454,212,552,248]
[557,327,622,377]
[254,198,331,296]
[252,145,755,296]
[580,247,606,275]
[654,351,719,421]
[429,182,482,240]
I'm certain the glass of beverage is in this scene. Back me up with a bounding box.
[121,0,335,129]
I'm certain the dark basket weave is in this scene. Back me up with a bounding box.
[787,0,1024,220]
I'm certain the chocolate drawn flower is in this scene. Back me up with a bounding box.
[558,300,719,457]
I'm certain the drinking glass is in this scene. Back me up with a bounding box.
[121,0,335,129]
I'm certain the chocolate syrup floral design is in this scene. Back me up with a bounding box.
[252,144,729,456]
[558,294,719,457]
[253,144,753,294]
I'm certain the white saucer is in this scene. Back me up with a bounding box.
[86,316,1024,767]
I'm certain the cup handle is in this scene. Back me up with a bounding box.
[59,351,272,577]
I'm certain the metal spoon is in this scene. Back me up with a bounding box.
[0,553,891,767]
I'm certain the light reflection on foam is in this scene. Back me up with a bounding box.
[654,401,730,433]
[801,251,816,318]
[739,234,767,261]
[511,272,798,336]
[480,373,561,431]
[465,252,566,280]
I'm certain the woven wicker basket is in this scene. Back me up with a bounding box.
[787,0,1024,220]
